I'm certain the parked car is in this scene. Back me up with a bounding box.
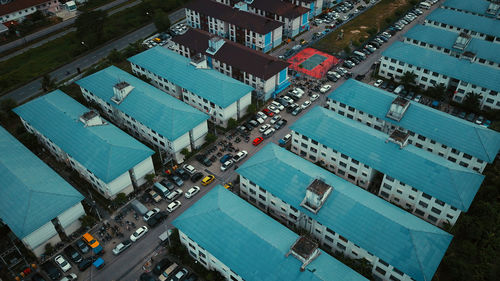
[279,134,292,147]
[319,84,332,93]
[220,153,232,163]
[252,137,264,146]
[147,211,167,228]
[267,105,280,114]
[271,101,285,110]
[160,179,175,191]
[143,208,160,221]
[166,201,182,213]
[259,124,271,133]
[201,174,215,186]
[475,115,485,125]
[182,164,197,175]
[112,239,132,255]
[59,274,77,281]
[291,107,303,116]
[274,119,287,130]
[232,150,248,162]
[220,160,234,171]
[169,268,189,281]
[301,101,311,109]
[166,188,183,201]
[153,258,172,275]
[175,168,190,181]
[310,94,319,101]
[374,79,383,87]
[185,186,201,199]
[170,175,184,187]
[54,255,72,272]
[130,226,149,242]
[64,246,83,264]
[270,114,281,124]
[195,154,212,167]
[78,257,98,271]
[42,262,61,280]
[75,239,90,254]
[191,172,204,182]
[149,190,162,203]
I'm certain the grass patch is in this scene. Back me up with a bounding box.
[313,0,413,54]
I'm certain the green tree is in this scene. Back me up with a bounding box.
[113,193,128,206]
[107,48,124,63]
[75,10,107,47]
[153,9,171,32]
[426,84,446,101]
[0,98,17,116]
[79,215,97,229]
[246,103,257,115]
[41,74,57,92]
[463,92,482,113]
[399,71,417,89]
[44,243,54,256]
[145,173,156,184]
[180,147,190,156]
[205,133,217,144]
[227,118,238,130]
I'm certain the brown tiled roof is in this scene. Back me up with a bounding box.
[0,0,49,16]
[250,0,309,19]
[172,28,289,80]
[185,0,283,35]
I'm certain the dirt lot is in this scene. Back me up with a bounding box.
[313,0,413,54]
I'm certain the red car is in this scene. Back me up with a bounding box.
[262,109,274,117]
[252,137,264,146]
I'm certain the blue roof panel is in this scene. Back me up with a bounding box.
[173,185,367,281]
[328,79,500,163]
[426,8,500,38]
[75,66,209,141]
[0,126,83,238]
[13,90,154,183]
[290,107,485,211]
[237,144,453,281]
[404,24,500,64]
[127,47,254,108]
[382,41,500,93]
[442,0,492,16]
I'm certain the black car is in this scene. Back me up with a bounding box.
[41,262,61,280]
[75,239,90,254]
[286,103,298,113]
[355,74,365,81]
[195,154,212,167]
[64,245,83,263]
[247,120,258,129]
[140,273,156,281]
[274,119,288,130]
[191,171,204,182]
[147,211,168,227]
[78,256,98,271]
[31,273,47,281]
[153,258,172,275]
[160,179,175,191]
[175,168,190,180]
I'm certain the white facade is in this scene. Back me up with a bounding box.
[130,63,252,127]
[19,116,153,199]
[238,176,413,281]
[290,0,324,17]
[179,230,244,281]
[79,86,208,163]
[0,0,61,24]
[246,5,308,38]
[326,99,488,173]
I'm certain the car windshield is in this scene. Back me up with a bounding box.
[61,260,68,267]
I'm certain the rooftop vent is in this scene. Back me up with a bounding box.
[300,178,332,214]
[386,96,410,122]
[452,32,471,51]
[461,51,476,62]
[190,53,208,69]
[387,129,409,148]
[79,110,106,127]
[206,36,225,55]
[234,1,248,11]
[111,81,134,104]
[286,236,321,272]
[486,2,500,16]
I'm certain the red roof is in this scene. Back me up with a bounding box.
[0,0,50,17]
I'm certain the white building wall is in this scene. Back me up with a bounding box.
[106,172,134,198]
[130,157,155,186]
[423,19,500,43]
[22,222,60,256]
[57,202,85,229]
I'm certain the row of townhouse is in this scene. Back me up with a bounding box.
[440,0,500,19]
[289,106,485,228]
[185,0,283,53]
[326,79,500,173]
[216,0,310,38]
[75,66,210,164]
[172,28,290,101]
[173,185,367,281]
[13,90,155,199]
[236,143,453,281]
[0,126,85,257]
[128,46,254,127]
[0,0,62,24]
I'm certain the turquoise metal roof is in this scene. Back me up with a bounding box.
[237,144,452,281]
[405,24,500,64]
[426,8,500,38]
[13,90,154,183]
[173,185,367,281]
[382,41,500,93]
[290,107,485,211]
[127,47,254,108]
[0,126,83,239]
[442,0,492,16]
[75,66,209,141]
[328,79,500,163]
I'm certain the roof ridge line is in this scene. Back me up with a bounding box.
[472,126,493,162]
[408,230,429,281]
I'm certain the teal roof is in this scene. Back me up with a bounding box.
[0,126,83,239]
[382,41,500,93]
[328,79,500,163]
[75,66,209,141]
[173,185,367,281]
[426,8,500,38]
[127,47,254,108]
[237,144,452,281]
[13,90,154,183]
[442,0,493,16]
[405,24,500,64]
[290,107,485,211]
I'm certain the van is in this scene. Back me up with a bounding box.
[394,85,405,95]
[353,51,366,59]
[262,128,275,139]
[158,263,178,281]
[153,182,170,198]
[82,233,99,248]
[419,1,431,9]
[130,199,148,215]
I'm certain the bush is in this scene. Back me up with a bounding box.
[367,27,377,35]
[113,193,128,206]
[205,133,217,144]
[227,118,238,130]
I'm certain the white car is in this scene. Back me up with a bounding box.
[282,96,294,104]
[182,164,197,175]
[166,200,181,213]
[166,188,183,201]
[256,117,265,124]
[270,115,281,124]
[271,101,285,111]
[310,94,319,102]
[320,84,332,93]
[301,101,311,109]
[130,226,148,242]
[374,79,383,87]
[60,274,77,281]
[143,208,160,221]
[259,124,271,133]
[232,150,248,162]
[185,186,201,199]
[54,255,72,272]
[268,105,280,114]
[220,160,234,171]
[112,239,132,255]
[256,112,268,120]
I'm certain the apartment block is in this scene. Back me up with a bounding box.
[76,66,209,164]
[0,0,61,24]
[288,0,324,17]
[185,0,283,53]
[441,0,500,18]
[128,47,254,127]
[0,126,85,257]
[290,107,485,227]
[172,28,290,101]
[237,143,453,281]
[14,90,155,199]
[326,79,500,173]
[173,185,367,281]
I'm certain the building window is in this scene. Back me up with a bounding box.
[415,209,425,216]
[431,207,441,215]
[375,266,387,275]
[419,201,428,208]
